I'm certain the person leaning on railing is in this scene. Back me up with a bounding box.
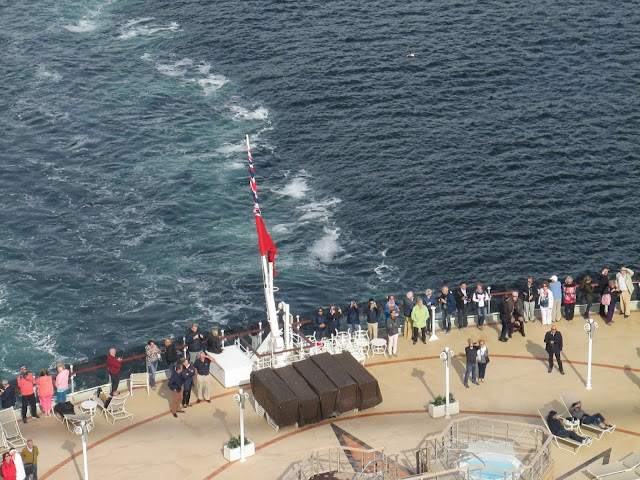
[145,340,161,390]
[107,348,122,396]
[0,380,16,409]
[185,323,205,364]
[163,338,179,372]
[54,363,69,403]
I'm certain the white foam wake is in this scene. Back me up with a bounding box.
[119,20,180,40]
[36,65,62,82]
[309,227,344,263]
[230,105,269,121]
[141,54,229,96]
[277,177,309,199]
[64,19,98,33]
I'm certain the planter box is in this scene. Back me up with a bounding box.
[223,441,255,462]
[429,401,459,418]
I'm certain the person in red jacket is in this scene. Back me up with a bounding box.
[1,451,17,480]
[17,366,39,424]
[107,349,123,395]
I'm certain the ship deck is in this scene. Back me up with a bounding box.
[34,311,640,479]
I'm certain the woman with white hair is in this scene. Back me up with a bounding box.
[9,449,25,480]
[562,276,578,321]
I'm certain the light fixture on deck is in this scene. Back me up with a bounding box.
[440,347,455,419]
[233,387,251,462]
[73,419,92,480]
[584,318,598,389]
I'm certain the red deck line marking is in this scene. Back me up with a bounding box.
[203,409,640,479]
[39,389,241,480]
[367,354,640,372]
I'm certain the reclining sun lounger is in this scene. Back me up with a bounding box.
[560,393,615,441]
[590,467,640,480]
[537,402,592,455]
[588,452,640,479]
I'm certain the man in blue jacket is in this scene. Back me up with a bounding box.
[168,364,185,418]
[186,323,205,363]
[312,307,327,340]
[0,380,16,409]
[346,300,360,335]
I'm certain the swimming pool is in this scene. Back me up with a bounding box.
[459,452,525,479]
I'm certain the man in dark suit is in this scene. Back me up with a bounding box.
[454,282,470,330]
[598,267,609,318]
[544,325,564,374]
[498,294,512,342]
[506,291,526,337]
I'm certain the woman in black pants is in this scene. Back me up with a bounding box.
[180,358,195,407]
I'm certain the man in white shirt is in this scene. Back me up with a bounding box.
[616,267,635,317]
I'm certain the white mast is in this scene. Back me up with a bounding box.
[246,135,284,352]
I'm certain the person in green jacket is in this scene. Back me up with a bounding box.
[411,296,429,345]
[21,439,38,479]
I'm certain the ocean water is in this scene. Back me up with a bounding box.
[0,0,638,377]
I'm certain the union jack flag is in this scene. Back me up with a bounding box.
[246,136,278,273]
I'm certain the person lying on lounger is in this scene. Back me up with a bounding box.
[547,411,590,444]
[570,401,614,430]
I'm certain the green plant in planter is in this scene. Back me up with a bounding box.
[430,393,456,406]
[226,435,251,449]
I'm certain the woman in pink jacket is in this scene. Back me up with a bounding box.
[55,363,70,403]
[34,369,54,416]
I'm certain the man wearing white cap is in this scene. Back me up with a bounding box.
[616,267,635,317]
[549,276,562,323]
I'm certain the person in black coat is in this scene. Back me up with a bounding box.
[206,329,223,354]
[598,267,609,318]
[168,364,185,417]
[162,338,179,372]
[179,358,195,408]
[498,294,512,342]
[454,282,471,330]
[185,324,205,363]
[547,411,588,443]
[544,325,564,374]
[326,306,341,338]
[312,307,327,340]
[0,380,16,409]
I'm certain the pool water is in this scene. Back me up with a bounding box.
[460,453,524,480]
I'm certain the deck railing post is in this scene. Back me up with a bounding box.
[70,364,75,395]
[487,286,491,314]
[220,330,225,348]
[259,321,263,345]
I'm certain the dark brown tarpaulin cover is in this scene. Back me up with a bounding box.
[292,358,338,419]
[273,365,320,426]
[250,368,299,428]
[310,352,358,413]
[334,352,383,410]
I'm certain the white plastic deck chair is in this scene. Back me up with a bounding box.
[92,393,134,424]
[0,426,9,454]
[351,330,370,357]
[0,408,27,449]
[560,392,615,440]
[129,372,150,396]
[591,467,640,480]
[537,402,590,454]
[588,452,640,479]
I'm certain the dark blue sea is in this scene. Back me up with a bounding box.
[1,0,638,377]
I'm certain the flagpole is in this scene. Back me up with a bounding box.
[246,135,283,352]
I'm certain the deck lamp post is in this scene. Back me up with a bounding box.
[73,420,92,480]
[429,305,438,341]
[440,347,454,419]
[486,286,491,315]
[233,387,251,462]
[584,318,598,389]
